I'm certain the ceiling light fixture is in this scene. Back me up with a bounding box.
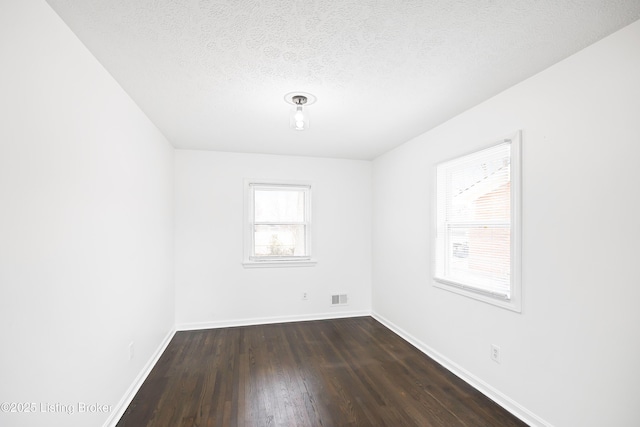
[285,92,316,131]
[292,95,308,131]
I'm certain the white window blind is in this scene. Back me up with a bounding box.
[435,140,516,300]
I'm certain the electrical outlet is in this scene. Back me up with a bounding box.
[129,342,135,360]
[302,292,308,301]
[490,344,501,364]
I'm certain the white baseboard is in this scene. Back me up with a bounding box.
[103,328,176,427]
[177,310,371,331]
[371,311,552,427]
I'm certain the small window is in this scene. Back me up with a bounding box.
[434,132,521,311]
[243,181,316,268]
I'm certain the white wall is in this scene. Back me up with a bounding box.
[175,150,371,328]
[0,2,175,427]
[372,19,640,427]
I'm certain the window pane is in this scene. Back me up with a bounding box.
[436,142,513,298]
[447,225,510,295]
[254,189,306,223]
[448,144,510,223]
[254,224,307,257]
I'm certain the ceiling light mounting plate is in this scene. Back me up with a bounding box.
[284,92,316,106]
[292,95,307,105]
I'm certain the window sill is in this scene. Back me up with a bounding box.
[433,277,521,313]
[242,259,318,269]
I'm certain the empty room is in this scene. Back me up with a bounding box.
[1,1,640,426]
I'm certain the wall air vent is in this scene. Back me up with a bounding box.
[331,294,348,306]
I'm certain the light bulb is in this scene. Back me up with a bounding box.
[290,104,309,130]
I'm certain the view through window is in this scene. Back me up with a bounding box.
[434,134,521,311]
[247,183,311,263]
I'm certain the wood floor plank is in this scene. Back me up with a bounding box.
[116,317,528,427]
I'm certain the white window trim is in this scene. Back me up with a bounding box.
[433,131,522,312]
[242,179,317,268]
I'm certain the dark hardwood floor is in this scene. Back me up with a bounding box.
[116,317,527,426]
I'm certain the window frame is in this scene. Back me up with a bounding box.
[242,180,317,268]
[433,131,522,312]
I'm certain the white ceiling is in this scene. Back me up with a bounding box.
[46,0,640,160]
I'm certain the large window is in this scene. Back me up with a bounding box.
[243,181,315,267]
[434,132,521,311]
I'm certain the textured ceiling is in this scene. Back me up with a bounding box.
[46,0,640,160]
